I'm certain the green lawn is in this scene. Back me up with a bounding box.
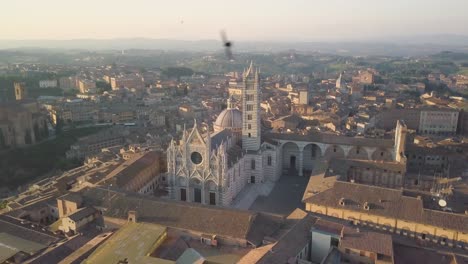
[0,126,107,190]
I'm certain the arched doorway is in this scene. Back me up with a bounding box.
[347,146,369,160]
[178,176,187,202]
[282,142,300,175]
[190,178,202,203]
[323,145,345,161]
[303,143,322,174]
[205,180,217,205]
[372,149,393,161]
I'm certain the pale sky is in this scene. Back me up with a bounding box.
[2,0,468,41]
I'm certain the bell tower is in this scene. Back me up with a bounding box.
[242,61,261,151]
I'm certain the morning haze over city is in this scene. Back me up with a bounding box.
[0,1,468,264]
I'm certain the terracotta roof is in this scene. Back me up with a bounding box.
[239,209,317,264]
[312,219,343,236]
[0,215,61,246]
[393,243,463,264]
[341,227,393,256]
[103,151,161,188]
[237,244,274,264]
[304,181,468,232]
[80,187,282,245]
[67,206,98,222]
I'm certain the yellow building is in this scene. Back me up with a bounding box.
[303,181,468,249]
[14,82,27,100]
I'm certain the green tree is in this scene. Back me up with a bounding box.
[33,123,41,141]
[162,67,194,81]
[55,117,64,135]
[42,120,49,138]
[96,81,112,94]
[0,200,8,209]
[24,130,32,144]
[0,129,5,149]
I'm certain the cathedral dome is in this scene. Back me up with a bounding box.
[214,96,242,133]
[214,108,242,131]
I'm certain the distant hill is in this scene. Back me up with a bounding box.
[1,35,468,56]
[430,51,468,61]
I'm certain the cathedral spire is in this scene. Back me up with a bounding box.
[244,60,255,79]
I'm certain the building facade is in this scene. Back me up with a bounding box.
[167,63,282,206]
[39,80,58,88]
[167,62,409,207]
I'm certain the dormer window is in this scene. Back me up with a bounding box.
[339,198,346,206]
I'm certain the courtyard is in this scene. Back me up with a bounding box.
[249,173,310,215]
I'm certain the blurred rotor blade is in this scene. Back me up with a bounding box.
[220,30,228,43]
[225,47,233,61]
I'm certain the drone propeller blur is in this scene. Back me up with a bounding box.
[220,30,234,61]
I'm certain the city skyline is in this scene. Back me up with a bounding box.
[2,0,468,41]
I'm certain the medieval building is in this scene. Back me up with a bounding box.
[167,62,409,207]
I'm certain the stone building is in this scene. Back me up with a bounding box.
[167,62,282,206]
[0,100,48,148]
[14,82,27,100]
[375,107,459,135]
[304,181,468,249]
[100,151,165,195]
[167,62,409,207]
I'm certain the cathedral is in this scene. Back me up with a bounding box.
[166,62,281,206]
[166,62,409,207]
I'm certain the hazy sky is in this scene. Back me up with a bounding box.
[2,0,468,41]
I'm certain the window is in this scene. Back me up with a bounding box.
[246,94,254,101]
[246,104,254,111]
[330,237,339,247]
[247,114,252,120]
[251,159,256,170]
[267,156,272,166]
[248,124,252,129]
[248,133,251,138]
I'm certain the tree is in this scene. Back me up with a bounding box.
[55,117,64,135]
[162,67,194,81]
[42,120,49,138]
[96,81,112,94]
[33,123,41,141]
[24,129,32,144]
[0,129,5,149]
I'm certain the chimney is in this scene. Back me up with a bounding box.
[128,211,137,223]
